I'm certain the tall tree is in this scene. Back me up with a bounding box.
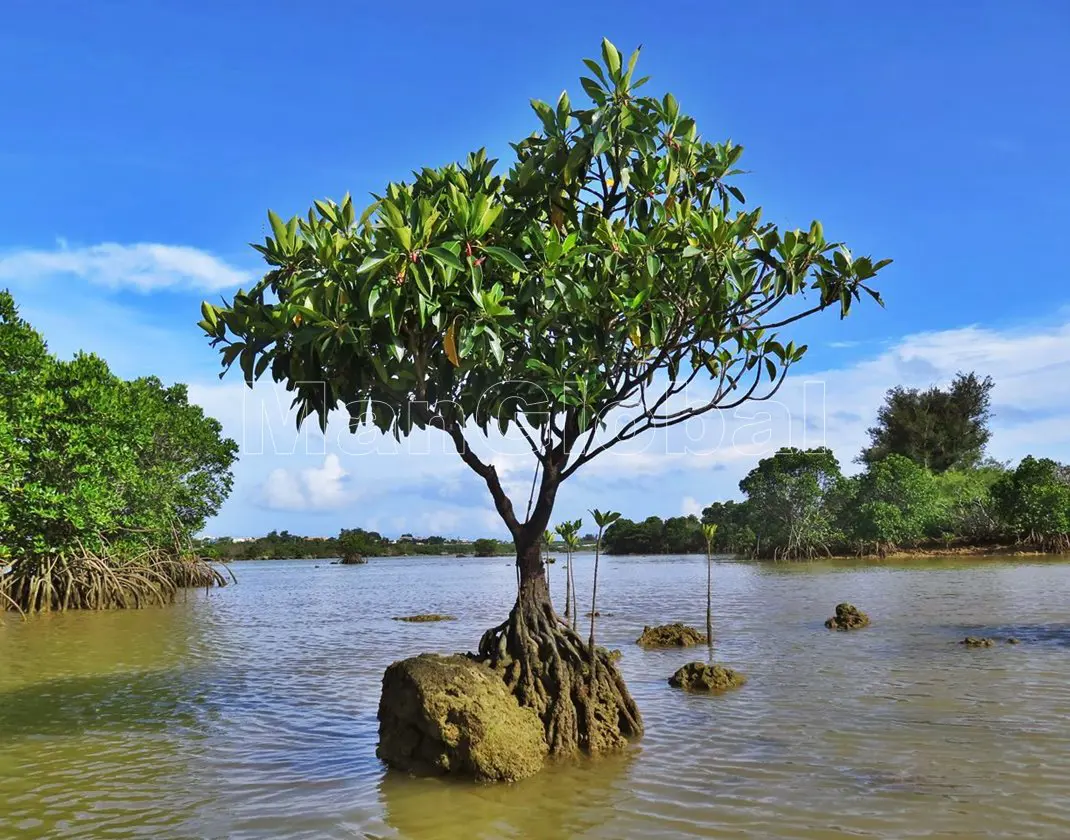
[739,447,844,559]
[860,372,994,472]
[200,40,887,755]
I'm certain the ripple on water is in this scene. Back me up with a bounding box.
[4,554,1070,838]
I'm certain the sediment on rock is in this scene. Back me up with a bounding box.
[668,662,746,692]
[392,614,456,622]
[377,653,547,782]
[635,623,707,648]
[824,603,870,631]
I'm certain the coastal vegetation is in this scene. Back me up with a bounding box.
[200,529,514,560]
[608,373,1070,560]
[200,39,887,766]
[0,292,236,613]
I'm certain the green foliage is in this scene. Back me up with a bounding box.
[930,463,1005,541]
[338,527,388,560]
[737,447,843,559]
[700,500,756,553]
[472,537,504,557]
[200,40,887,549]
[861,372,994,473]
[992,456,1070,548]
[602,514,704,554]
[202,529,498,560]
[0,291,237,565]
[848,455,941,548]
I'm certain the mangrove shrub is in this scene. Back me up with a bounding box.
[0,291,237,611]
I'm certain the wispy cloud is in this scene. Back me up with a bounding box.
[0,242,251,292]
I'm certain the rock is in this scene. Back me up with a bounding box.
[668,662,746,692]
[960,636,995,647]
[377,653,547,782]
[340,553,366,565]
[392,614,456,623]
[1006,637,1021,645]
[635,623,707,648]
[598,647,622,662]
[824,603,870,631]
[586,610,613,617]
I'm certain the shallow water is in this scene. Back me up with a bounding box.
[2,554,1070,839]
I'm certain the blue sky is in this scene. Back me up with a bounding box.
[2,1,1068,538]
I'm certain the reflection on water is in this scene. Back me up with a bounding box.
[3,555,1070,838]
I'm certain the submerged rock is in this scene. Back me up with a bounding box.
[668,662,746,692]
[377,653,547,782]
[1006,637,1021,645]
[960,636,995,647]
[635,623,707,648]
[392,614,456,623]
[824,603,870,631]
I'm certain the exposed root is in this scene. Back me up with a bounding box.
[476,594,643,756]
[1,543,227,613]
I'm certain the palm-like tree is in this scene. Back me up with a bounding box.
[555,520,582,628]
[588,509,621,679]
[702,522,718,651]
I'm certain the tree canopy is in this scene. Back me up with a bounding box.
[201,38,889,549]
[1,291,237,611]
[860,372,993,473]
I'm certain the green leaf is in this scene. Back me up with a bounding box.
[480,245,526,273]
[425,246,464,271]
[357,254,391,275]
[530,99,556,134]
[601,38,622,79]
[592,131,612,157]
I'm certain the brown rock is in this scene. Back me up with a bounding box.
[824,603,870,631]
[668,662,746,692]
[377,654,547,782]
[636,623,707,648]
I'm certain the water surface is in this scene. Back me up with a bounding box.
[2,554,1070,838]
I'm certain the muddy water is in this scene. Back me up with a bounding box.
[2,554,1070,839]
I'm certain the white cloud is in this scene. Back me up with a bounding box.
[188,312,1070,534]
[0,242,251,292]
[261,454,353,511]
[681,496,704,517]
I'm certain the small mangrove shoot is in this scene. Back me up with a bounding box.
[588,509,621,699]
[702,522,717,654]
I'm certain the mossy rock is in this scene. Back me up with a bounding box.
[636,623,707,648]
[668,662,746,692]
[392,614,456,623]
[598,647,622,662]
[824,603,870,631]
[377,653,547,782]
[960,636,995,647]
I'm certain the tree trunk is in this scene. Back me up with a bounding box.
[706,549,713,655]
[477,537,642,756]
[563,549,572,621]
